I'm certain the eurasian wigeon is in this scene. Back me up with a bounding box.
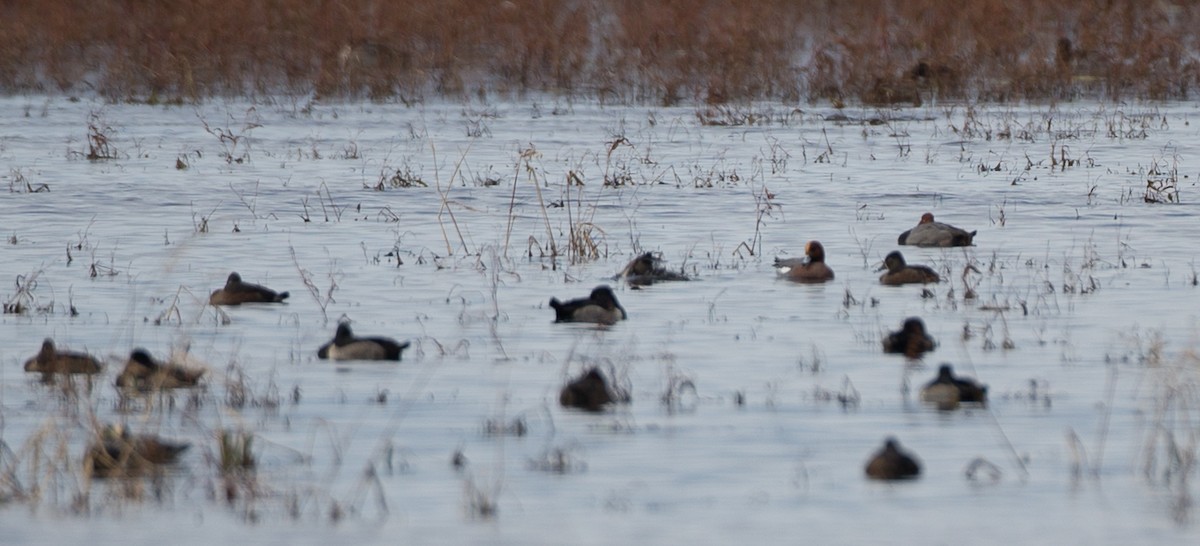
[615,252,691,287]
[559,368,616,412]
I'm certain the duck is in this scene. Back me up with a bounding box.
[865,437,922,480]
[898,212,976,247]
[920,364,988,409]
[84,424,190,478]
[559,368,615,412]
[615,252,691,287]
[23,338,103,375]
[549,285,626,325]
[208,272,289,305]
[115,349,205,390]
[878,251,940,285]
[882,317,937,358]
[774,241,835,283]
[316,322,410,361]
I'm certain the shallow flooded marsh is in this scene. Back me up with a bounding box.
[2,96,1200,543]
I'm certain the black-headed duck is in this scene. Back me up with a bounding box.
[317,322,410,361]
[209,272,289,305]
[84,424,190,478]
[549,285,626,325]
[23,338,102,375]
[882,317,937,358]
[559,368,615,412]
[616,252,691,287]
[920,364,988,410]
[879,251,940,286]
[865,437,922,480]
[774,241,835,283]
[116,349,206,390]
[898,212,976,247]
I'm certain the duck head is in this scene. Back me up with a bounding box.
[804,241,826,264]
[589,286,620,310]
[334,322,355,344]
[903,317,928,335]
[880,251,908,272]
[129,349,161,370]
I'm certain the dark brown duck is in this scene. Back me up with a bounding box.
[559,368,615,412]
[615,252,691,287]
[209,272,289,305]
[879,251,941,286]
[23,338,102,375]
[865,437,922,480]
[116,349,206,390]
[882,317,937,358]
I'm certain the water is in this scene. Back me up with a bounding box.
[1,96,1199,543]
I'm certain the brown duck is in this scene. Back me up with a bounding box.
[774,241,835,283]
[882,317,937,358]
[865,437,922,480]
[23,338,102,375]
[879,251,940,286]
[559,368,615,412]
[116,349,206,390]
[615,252,691,287]
[209,272,289,305]
[84,424,190,478]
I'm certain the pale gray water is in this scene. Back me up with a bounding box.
[1,96,1199,544]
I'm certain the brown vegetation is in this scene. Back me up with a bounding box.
[0,1,1197,102]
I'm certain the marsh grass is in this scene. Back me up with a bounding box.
[82,110,119,161]
[7,167,49,193]
[527,444,587,474]
[199,108,261,165]
[5,1,1200,103]
[290,247,340,324]
[1144,149,1183,204]
[3,270,43,315]
[660,365,698,414]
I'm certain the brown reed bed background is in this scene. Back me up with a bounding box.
[1,0,1197,104]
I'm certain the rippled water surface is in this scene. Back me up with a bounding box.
[2,96,1200,543]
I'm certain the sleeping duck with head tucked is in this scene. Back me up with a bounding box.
[898,212,976,247]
